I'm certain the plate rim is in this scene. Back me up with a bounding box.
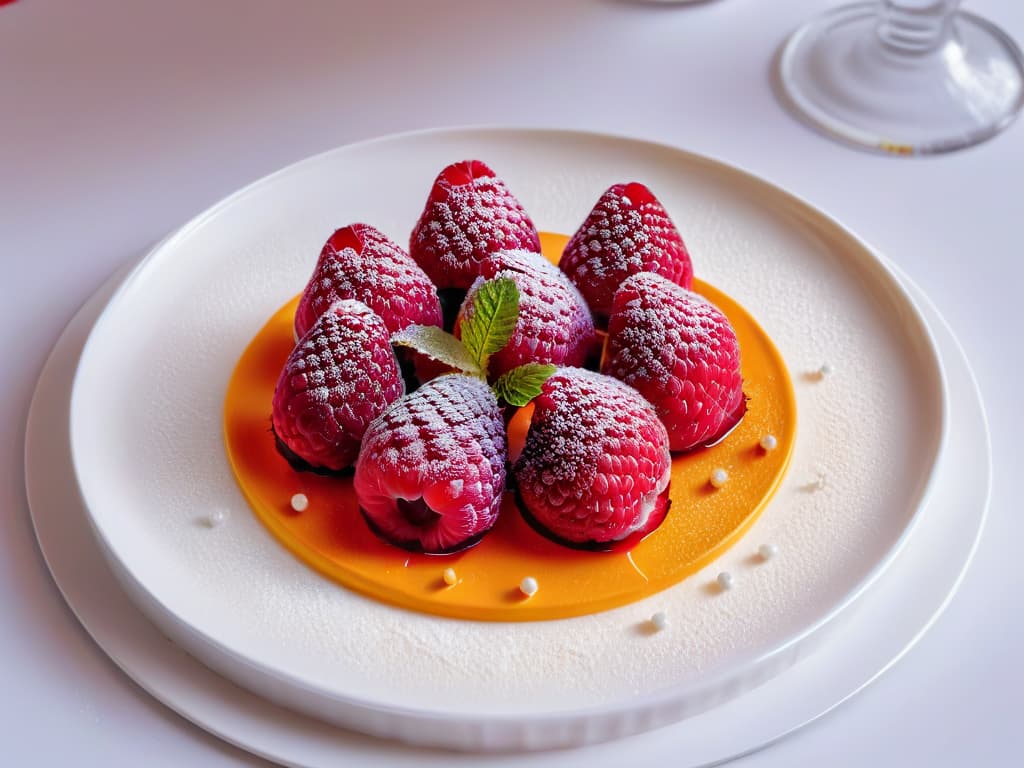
[66,126,950,742]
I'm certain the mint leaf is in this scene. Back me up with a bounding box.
[494,363,557,407]
[460,277,520,375]
[390,325,481,377]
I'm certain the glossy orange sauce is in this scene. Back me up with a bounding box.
[223,233,796,621]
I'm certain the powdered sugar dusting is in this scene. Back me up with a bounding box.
[271,299,404,471]
[514,368,671,543]
[559,182,692,318]
[459,249,596,379]
[294,224,442,338]
[410,160,541,290]
[603,272,745,451]
[354,375,507,552]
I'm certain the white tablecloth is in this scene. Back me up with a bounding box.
[2,1,1020,765]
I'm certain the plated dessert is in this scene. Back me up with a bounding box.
[224,160,795,620]
[68,128,944,750]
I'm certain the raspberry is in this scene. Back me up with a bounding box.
[294,223,442,339]
[559,182,692,322]
[513,368,671,545]
[410,160,541,291]
[602,272,746,452]
[271,300,404,472]
[456,250,597,380]
[354,375,507,553]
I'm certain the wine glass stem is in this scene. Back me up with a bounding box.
[877,0,962,55]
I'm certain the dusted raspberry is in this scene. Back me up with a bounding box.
[354,375,507,553]
[294,224,442,339]
[456,250,597,380]
[410,160,541,291]
[513,368,671,545]
[602,272,745,452]
[559,182,692,322]
[272,300,404,472]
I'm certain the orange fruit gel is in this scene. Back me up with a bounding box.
[223,233,795,621]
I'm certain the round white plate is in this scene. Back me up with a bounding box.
[28,255,986,767]
[67,129,946,750]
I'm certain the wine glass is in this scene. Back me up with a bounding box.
[778,1,1024,155]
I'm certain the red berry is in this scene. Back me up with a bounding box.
[410,160,541,291]
[272,300,404,472]
[456,250,597,380]
[513,368,671,545]
[354,375,507,553]
[294,224,442,339]
[602,272,745,452]
[559,183,692,322]
[410,353,459,387]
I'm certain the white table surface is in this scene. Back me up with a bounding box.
[2,1,1020,765]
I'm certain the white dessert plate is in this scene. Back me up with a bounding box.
[67,128,946,751]
[28,255,985,768]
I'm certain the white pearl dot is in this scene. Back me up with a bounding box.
[442,567,457,586]
[205,508,228,528]
[290,493,309,512]
[709,468,729,488]
[650,611,668,630]
[758,543,778,561]
[819,363,833,377]
[759,434,778,452]
[520,576,539,597]
[717,571,733,590]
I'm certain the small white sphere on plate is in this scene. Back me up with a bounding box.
[758,543,778,561]
[519,576,539,597]
[818,363,833,377]
[709,468,729,488]
[717,571,733,590]
[205,508,228,528]
[650,611,668,630]
[759,434,778,452]
[290,493,309,513]
[442,567,458,586]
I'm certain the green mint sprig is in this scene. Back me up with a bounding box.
[493,362,558,407]
[459,277,520,375]
[391,324,482,378]
[391,277,555,406]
